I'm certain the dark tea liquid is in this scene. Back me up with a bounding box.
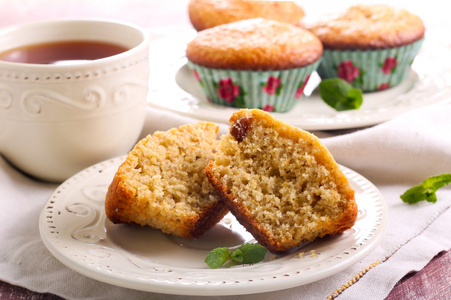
[0,40,128,65]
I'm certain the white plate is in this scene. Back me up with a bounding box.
[147,33,451,130]
[39,156,388,296]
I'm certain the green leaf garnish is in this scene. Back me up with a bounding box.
[318,78,363,111]
[205,247,230,269]
[205,243,268,269]
[401,173,451,204]
[231,243,268,265]
[230,249,243,263]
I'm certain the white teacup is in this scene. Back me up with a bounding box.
[0,19,150,182]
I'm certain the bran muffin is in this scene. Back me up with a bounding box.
[186,18,323,112]
[304,4,425,91]
[188,0,305,31]
[205,109,358,253]
[105,122,228,239]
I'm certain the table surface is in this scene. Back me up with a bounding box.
[0,0,450,299]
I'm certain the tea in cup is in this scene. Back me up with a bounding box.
[0,19,150,182]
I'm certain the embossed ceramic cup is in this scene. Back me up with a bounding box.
[0,19,150,182]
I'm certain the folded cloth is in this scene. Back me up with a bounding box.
[0,103,450,300]
[322,103,451,184]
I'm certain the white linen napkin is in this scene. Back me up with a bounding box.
[1,103,450,300]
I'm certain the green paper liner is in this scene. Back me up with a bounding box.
[188,60,321,112]
[317,39,423,92]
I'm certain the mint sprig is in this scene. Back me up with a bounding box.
[204,247,230,269]
[230,243,268,264]
[205,243,268,269]
[318,78,363,111]
[401,173,451,204]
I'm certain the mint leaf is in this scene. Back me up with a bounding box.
[231,243,267,265]
[205,243,268,268]
[205,247,230,269]
[401,173,451,204]
[230,249,243,263]
[318,78,363,111]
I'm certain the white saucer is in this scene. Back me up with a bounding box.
[147,34,451,130]
[39,156,388,296]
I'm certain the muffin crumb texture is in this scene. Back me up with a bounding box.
[105,122,228,239]
[206,109,357,253]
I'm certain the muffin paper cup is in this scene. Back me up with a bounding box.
[187,60,321,112]
[317,39,423,92]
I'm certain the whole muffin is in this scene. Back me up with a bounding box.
[186,18,323,112]
[304,4,425,92]
[188,0,305,31]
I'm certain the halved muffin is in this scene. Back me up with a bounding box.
[105,122,228,239]
[206,109,358,253]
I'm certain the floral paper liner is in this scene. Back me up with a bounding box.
[317,39,423,92]
[187,60,321,112]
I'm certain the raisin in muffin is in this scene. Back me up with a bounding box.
[304,4,424,91]
[105,122,228,239]
[206,109,358,253]
[186,18,323,112]
[188,0,305,31]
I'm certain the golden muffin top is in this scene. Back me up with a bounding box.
[188,0,305,31]
[303,4,425,50]
[186,18,323,70]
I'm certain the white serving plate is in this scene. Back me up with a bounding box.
[39,156,388,296]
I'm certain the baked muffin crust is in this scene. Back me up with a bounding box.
[188,0,305,31]
[186,18,323,70]
[304,4,425,50]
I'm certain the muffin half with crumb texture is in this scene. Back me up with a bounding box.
[105,122,228,239]
[206,109,357,253]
